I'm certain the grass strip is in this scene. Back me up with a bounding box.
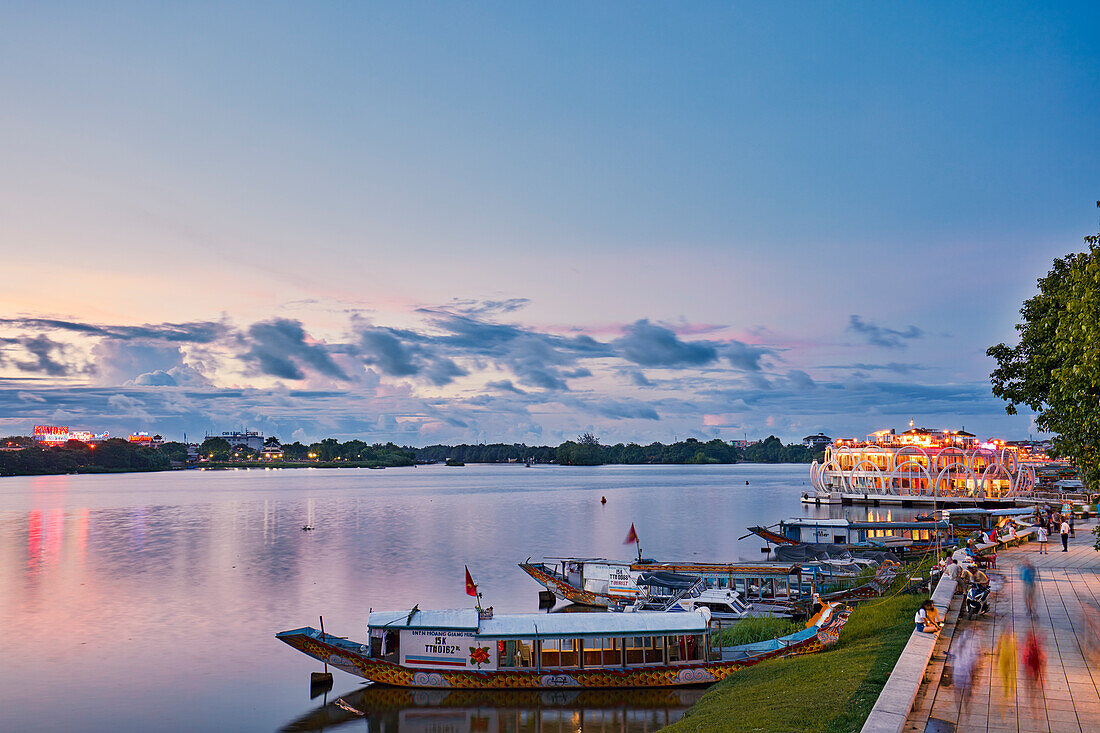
[662,594,924,733]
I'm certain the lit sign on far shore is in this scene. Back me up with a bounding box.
[34,425,71,443]
[33,426,101,444]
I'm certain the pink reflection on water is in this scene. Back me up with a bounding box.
[26,509,41,575]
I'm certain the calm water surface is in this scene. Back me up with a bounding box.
[0,463,888,732]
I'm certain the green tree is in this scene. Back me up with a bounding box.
[987,206,1100,548]
[158,441,188,462]
[200,436,232,460]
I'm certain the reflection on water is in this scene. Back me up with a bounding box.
[0,464,894,731]
[281,686,705,732]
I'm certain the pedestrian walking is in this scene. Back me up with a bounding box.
[1082,605,1100,663]
[994,630,1017,721]
[1069,511,1075,538]
[953,628,980,720]
[1020,561,1037,616]
[1060,519,1070,552]
[1022,628,1046,722]
[1036,523,1048,554]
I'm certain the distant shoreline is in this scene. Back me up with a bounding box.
[0,460,813,478]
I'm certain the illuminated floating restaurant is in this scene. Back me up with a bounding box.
[806,427,1045,506]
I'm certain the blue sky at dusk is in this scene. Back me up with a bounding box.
[1,2,1098,445]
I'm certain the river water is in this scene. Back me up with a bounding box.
[0,462,876,732]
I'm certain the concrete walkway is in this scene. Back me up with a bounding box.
[904,521,1100,733]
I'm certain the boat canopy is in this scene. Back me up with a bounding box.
[636,562,800,577]
[635,571,701,590]
[367,609,709,640]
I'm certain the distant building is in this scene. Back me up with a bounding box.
[731,440,752,449]
[802,433,832,451]
[186,444,200,462]
[261,444,284,461]
[127,432,163,447]
[208,430,264,452]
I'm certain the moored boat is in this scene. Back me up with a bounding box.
[749,517,949,557]
[276,603,849,689]
[519,558,805,612]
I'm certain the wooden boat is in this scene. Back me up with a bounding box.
[519,558,805,611]
[751,518,949,557]
[276,603,849,689]
[818,563,900,603]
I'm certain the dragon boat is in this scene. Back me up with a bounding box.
[276,602,848,689]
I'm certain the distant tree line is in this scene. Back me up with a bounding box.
[407,434,816,466]
[198,436,416,467]
[0,432,818,477]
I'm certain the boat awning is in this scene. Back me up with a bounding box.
[476,611,709,640]
[636,571,701,590]
[368,609,480,632]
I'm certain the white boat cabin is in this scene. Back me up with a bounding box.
[366,609,714,672]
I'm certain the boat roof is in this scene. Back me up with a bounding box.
[632,562,801,576]
[944,508,1034,517]
[848,521,948,529]
[367,609,709,639]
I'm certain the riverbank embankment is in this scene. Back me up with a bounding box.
[662,593,924,733]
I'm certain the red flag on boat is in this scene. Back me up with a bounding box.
[623,523,639,545]
[465,565,478,597]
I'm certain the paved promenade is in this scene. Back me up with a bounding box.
[905,521,1100,733]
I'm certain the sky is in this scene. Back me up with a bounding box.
[1,2,1098,446]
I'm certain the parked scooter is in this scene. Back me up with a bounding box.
[964,583,990,619]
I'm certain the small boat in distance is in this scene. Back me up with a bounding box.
[276,603,849,689]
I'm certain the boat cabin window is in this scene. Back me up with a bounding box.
[665,635,705,664]
[499,640,531,668]
[583,637,622,666]
[540,638,579,668]
[624,635,663,665]
[718,577,728,589]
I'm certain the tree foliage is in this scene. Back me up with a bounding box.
[741,435,814,463]
[988,207,1100,499]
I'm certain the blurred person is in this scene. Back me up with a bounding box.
[1020,562,1037,617]
[994,630,1017,721]
[1082,604,1100,663]
[1022,628,1047,720]
[953,627,981,720]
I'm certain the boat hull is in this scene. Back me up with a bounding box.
[519,562,619,607]
[276,613,847,690]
